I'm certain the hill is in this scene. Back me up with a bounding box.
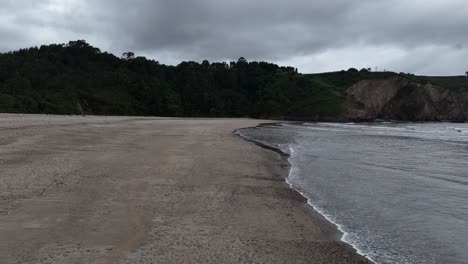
[1,41,467,121]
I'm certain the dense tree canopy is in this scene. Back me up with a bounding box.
[0,40,398,119]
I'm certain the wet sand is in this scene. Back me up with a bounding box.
[0,114,369,264]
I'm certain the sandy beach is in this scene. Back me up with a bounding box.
[0,115,369,264]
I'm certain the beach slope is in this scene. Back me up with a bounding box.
[0,115,369,263]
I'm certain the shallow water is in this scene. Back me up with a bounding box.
[239,122,468,264]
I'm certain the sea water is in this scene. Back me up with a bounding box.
[238,122,468,264]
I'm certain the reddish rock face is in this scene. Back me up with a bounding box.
[344,76,468,122]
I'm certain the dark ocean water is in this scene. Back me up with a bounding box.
[238,123,468,264]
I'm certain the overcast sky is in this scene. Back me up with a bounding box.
[1,0,467,75]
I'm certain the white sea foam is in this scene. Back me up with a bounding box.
[240,123,468,264]
[285,145,377,263]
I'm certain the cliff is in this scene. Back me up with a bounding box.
[344,76,468,122]
[0,41,467,122]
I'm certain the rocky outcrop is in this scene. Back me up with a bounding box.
[345,76,468,122]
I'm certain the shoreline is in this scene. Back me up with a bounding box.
[0,115,370,263]
[236,123,375,263]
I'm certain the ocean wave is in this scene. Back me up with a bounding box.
[240,123,468,264]
[286,145,378,263]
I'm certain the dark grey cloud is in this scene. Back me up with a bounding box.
[1,0,467,75]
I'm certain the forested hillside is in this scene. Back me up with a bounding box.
[0,40,381,119]
[1,41,467,121]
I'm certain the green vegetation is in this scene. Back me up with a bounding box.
[397,72,468,91]
[306,70,397,91]
[0,40,343,119]
[413,76,468,90]
[0,40,465,120]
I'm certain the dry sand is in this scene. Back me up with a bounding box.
[0,114,370,264]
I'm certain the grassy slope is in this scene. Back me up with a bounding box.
[411,75,468,90]
[1,41,467,120]
[294,70,397,119]
[300,71,468,120]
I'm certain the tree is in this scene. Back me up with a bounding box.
[122,52,135,60]
[202,60,210,68]
[67,40,89,48]
[238,57,247,64]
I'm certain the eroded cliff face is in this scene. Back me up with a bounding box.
[345,76,468,122]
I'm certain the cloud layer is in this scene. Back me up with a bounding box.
[2,0,467,75]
